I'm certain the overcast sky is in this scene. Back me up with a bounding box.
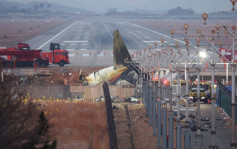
[5,0,232,13]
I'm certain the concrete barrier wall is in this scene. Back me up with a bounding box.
[71,84,135,99]
[25,84,135,99]
[24,85,65,99]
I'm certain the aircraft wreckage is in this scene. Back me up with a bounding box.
[84,30,140,86]
[83,30,174,86]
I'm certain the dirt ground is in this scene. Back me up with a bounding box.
[18,66,106,86]
[114,103,158,149]
[113,102,236,149]
[0,19,65,48]
[39,100,109,149]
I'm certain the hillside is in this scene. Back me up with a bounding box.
[0,1,92,14]
[166,7,195,16]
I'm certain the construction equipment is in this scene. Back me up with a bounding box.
[0,43,69,68]
[189,81,211,103]
[0,43,49,68]
[41,43,69,67]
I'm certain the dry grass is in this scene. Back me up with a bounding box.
[37,100,109,149]
[0,19,65,48]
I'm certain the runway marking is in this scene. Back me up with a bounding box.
[103,22,113,39]
[70,44,77,46]
[63,41,88,43]
[143,41,168,44]
[84,37,89,38]
[144,37,151,38]
[80,49,87,50]
[75,37,81,38]
[97,54,104,57]
[136,37,141,38]
[67,49,75,51]
[69,54,76,57]
[129,22,185,44]
[37,21,78,49]
[82,54,90,57]
[80,22,91,25]
[81,44,88,46]
[143,41,160,43]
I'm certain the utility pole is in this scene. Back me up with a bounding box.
[158,70,161,100]
[177,70,181,120]
[231,38,236,149]
[177,69,181,149]
[209,38,217,149]
[170,69,173,111]
[195,67,203,149]
[209,62,217,149]
[185,64,189,121]
[163,69,166,103]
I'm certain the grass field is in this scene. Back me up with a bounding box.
[38,100,109,149]
[0,19,65,48]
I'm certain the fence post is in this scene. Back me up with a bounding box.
[149,82,153,125]
[169,112,173,149]
[153,81,157,136]
[231,63,236,149]
[176,122,181,149]
[184,131,191,149]
[162,107,167,149]
[157,100,162,148]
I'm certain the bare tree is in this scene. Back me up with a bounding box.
[0,69,56,149]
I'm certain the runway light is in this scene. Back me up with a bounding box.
[199,50,207,58]
[163,79,168,85]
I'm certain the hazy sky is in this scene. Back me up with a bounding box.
[5,0,232,13]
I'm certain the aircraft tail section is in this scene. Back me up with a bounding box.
[113,30,131,70]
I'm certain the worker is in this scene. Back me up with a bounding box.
[78,68,82,80]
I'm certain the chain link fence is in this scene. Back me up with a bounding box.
[216,80,237,123]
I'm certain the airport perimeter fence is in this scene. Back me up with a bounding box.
[143,80,191,149]
[216,81,237,123]
[103,82,118,149]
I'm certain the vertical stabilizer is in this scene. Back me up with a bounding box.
[113,30,131,70]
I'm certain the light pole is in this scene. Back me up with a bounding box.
[231,38,236,149]
[185,63,189,121]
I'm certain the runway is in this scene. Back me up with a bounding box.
[26,20,192,67]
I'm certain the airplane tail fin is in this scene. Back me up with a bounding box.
[113,30,131,70]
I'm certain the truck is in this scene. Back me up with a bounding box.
[0,43,49,68]
[0,43,69,68]
[189,81,211,103]
[41,43,69,67]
